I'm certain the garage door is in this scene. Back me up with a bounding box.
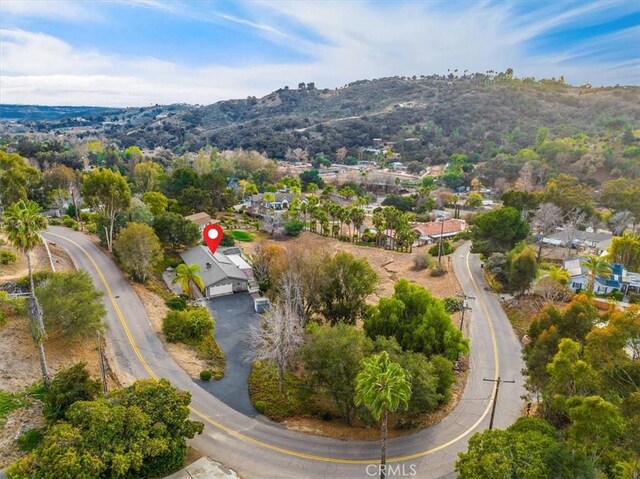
[208,283,233,297]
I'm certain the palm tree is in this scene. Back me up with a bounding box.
[547,265,570,285]
[4,200,51,388]
[355,351,411,479]
[350,207,365,242]
[173,263,205,298]
[582,255,612,293]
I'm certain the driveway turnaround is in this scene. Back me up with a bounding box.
[200,293,258,417]
[44,226,525,479]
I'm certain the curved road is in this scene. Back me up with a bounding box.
[43,227,524,479]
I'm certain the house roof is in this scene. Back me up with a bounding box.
[179,246,248,287]
[184,212,212,226]
[413,219,467,237]
[549,230,612,245]
[251,193,304,203]
[563,258,585,277]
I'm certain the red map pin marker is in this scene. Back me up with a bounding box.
[203,224,224,255]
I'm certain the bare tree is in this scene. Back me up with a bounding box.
[532,203,562,261]
[285,147,309,163]
[563,209,587,254]
[532,276,573,303]
[285,246,329,322]
[261,210,282,236]
[245,299,305,393]
[609,211,633,236]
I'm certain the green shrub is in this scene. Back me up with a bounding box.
[610,290,624,302]
[16,428,43,452]
[220,233,236,247]
[44,362,101,421]
[431,355,455,403]
[413,252,434,271]
[165,295,188,311]
[443,297,463,313]
[284,219,304,237]
[61,214,77,229]
[199,369,212,381]
[196,336,225,379]
[629,292,640,304]
[0,249,17,265]
[254,400,267,414]
[429,240,455,256]
[162,307,214,343]
[16,270,55,290]
[248,361,306,420]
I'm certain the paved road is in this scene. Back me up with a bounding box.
[43,227,525,479]
[200,293,258,417]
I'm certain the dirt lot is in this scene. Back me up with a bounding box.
[242,231,462,302]
[0,240,118,468]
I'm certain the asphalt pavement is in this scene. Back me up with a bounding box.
[43,227,525,479]
[199,293,258,417]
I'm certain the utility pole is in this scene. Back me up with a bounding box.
[97,331,108,394]
[456,293,475,331]
[483,376,515,429]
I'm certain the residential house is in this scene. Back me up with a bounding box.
[390,161,407,171]
[249,193,306,210]
[413,219,467,246]
[563,258,640,296]
[543,229,613,253]
[179,246,257,298]
[184,212,214,233]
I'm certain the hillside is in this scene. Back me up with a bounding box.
[1,74,639,185]
[0,104,120,121]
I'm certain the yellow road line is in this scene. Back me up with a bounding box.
[47,233,499,465]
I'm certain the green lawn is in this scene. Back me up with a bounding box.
[230,230,255,242]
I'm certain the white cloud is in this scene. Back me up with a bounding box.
[0,1,638,106]
[1,0,95,21]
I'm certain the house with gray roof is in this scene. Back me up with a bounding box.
[543,229,613,253]
[248,192,306,210]
[179,246,252,298]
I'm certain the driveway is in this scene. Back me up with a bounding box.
[200,293,258,416]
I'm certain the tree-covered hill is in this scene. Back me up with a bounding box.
[2,73,639,183]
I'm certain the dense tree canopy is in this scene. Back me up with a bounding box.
[152,212,200,251]
[82,168,131,252]
[321,252,378,325]
[471,206,530,256]
[114,222,162,282]
[365,279,468,360]
[0,150,40,209]
[36,270,106,337]
[8,379,203,479]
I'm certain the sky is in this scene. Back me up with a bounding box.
[1,0,639,107]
